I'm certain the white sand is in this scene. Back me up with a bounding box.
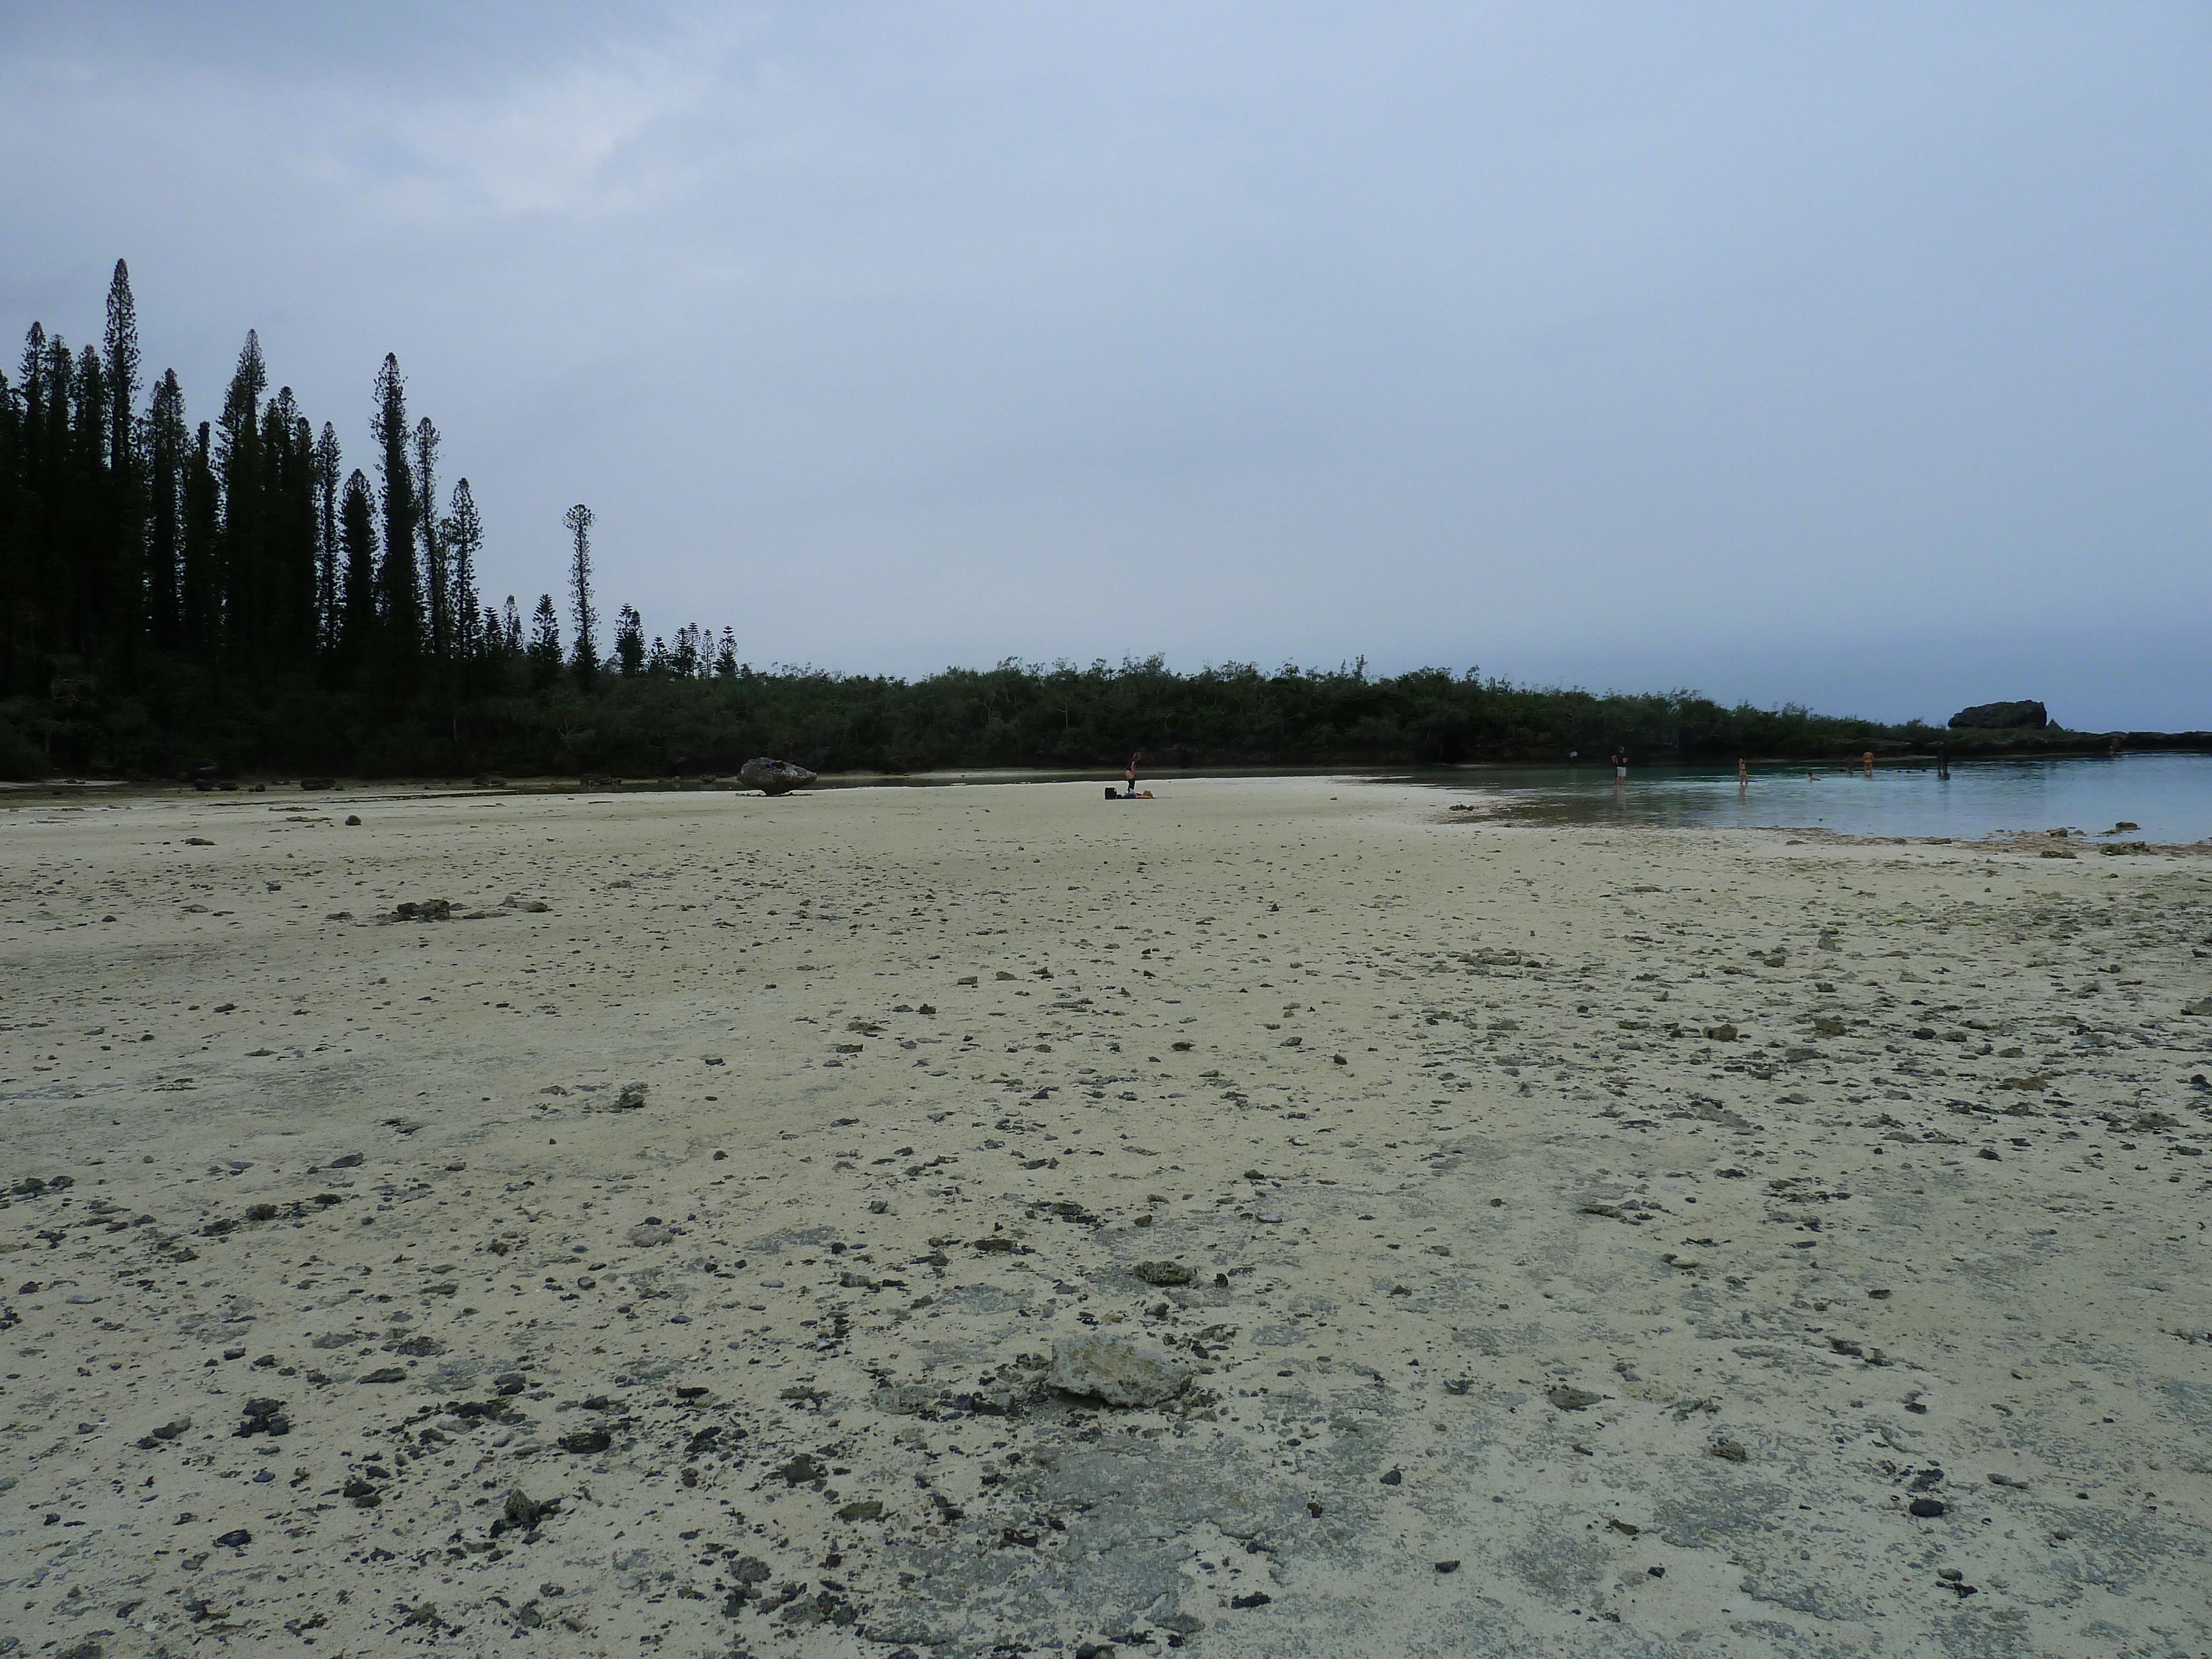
[3,776,2210,1657]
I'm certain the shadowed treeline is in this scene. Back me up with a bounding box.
[0,265,2137,782]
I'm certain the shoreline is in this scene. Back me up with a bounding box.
[11,737,2212,800]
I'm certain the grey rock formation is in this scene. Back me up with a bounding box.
[1948,700,2048,730]
[739,757,817,795]
[1048,1333,1191,1407]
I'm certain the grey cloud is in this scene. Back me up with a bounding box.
[4,2,2206,725]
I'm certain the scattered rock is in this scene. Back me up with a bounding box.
[558,1428,612,1454]
[1710,1437,1749,1462]
[359,1368,406,1385]
[234,1397,289,1437]
[299,777,336,790]
[344,815,361,826]
[1048,1334,1192,1407]
[777,1453,828,1485]
[216,1528,252,1548]
[837,1500,884,1521]
[1908,1497,1948,1518]
[626,1223,673,1248]
[1132,1260,1194,1286]
[1545,1385,1606,1411]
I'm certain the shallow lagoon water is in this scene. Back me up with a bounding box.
[1432,751,2212,843]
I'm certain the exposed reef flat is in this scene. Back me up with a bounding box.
[3,778,2209,1656]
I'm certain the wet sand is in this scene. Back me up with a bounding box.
[3,776,2210,1657]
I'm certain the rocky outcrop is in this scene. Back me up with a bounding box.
[1047,1333,1191,1406]
[1948,700,2048,730]
[739,757,817,795]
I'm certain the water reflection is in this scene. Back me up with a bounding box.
[1432,753,2212,843]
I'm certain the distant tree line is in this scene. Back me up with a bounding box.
[0,264,2139,782]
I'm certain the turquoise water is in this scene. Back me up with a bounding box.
[1431,752,2212,844]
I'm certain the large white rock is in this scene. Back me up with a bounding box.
[1048,1334,1192,1407]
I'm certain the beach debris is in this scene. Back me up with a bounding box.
[1048,1333,1191,1407]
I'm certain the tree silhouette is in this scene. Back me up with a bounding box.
[565,503,597,687]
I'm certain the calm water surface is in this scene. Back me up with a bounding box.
[1429,753,2212,843]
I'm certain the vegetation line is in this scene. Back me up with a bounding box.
[0,263,2176,781]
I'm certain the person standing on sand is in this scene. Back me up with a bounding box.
[1125,751,1142,796]
[1861,750,1875,778]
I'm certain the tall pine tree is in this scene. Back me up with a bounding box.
[180,421,220,664]
[444,478,483,661]
[337,466,379,671]
[101,260,143,678]
[564,503,597,687]
[314,422,341,651]
[371,354,420,677]
[215,332,268,672]
[413,416,445,662]
[144,369,188,650]
[527,593,562,689]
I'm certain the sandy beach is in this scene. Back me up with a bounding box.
[4,775,2210,1658]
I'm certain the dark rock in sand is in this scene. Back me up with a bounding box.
[1948,700,2048,731]
[1546,1385,1606,1411]
[235,1397,290,1437]
[740,757,817,796]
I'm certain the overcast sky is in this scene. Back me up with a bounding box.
[4,3,2207,727]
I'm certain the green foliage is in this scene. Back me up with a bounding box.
[0,650,2133,780]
